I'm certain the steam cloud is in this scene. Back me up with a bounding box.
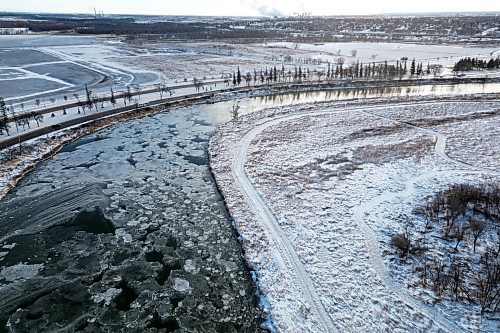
[241,0,285,17]
[256,5,284,16]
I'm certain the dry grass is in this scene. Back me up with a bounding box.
[353,137,434,164]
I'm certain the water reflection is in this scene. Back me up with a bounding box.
[249,82,500,108]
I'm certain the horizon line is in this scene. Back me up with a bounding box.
[1,10,499,18]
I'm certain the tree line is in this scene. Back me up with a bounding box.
[453,57,500,72]
[229,57,433,88]
[2,13,498,44]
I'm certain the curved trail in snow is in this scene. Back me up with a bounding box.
[353,110,500,332]
[362,110,500,175]
[231,103,499,332]
[233,114,340,333]
[352,168,499,333]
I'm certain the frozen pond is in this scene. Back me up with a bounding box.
[0,35,158,105]
[0,35,98,48]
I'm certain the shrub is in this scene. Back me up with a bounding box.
[390,234,410,257]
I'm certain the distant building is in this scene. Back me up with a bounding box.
[0,27,30,35]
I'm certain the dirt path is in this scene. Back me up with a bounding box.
[351,170,471,333]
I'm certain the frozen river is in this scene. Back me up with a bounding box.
[0,100,259,332]
[0,81,499,331]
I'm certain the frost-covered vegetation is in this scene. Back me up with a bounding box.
[392,183,500,315]
[210,98,500,332]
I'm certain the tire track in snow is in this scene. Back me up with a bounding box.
[233,114,340,333]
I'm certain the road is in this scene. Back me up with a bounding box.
[0,80,234,149]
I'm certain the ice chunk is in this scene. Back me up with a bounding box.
[184,259,199,274]
[0,263,43,282]
[173,278,190,292]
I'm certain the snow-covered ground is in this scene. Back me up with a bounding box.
[267,42,499,66]
[0,35,159,108]
[209,99,500,332]
[113,40,500,85]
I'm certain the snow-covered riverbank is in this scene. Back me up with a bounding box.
[209,98,500,332]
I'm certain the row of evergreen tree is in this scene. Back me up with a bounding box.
[453,57,500,72]
[230,58,430,86]
[326,59,429,80]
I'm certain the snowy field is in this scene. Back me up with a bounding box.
[267,42,500,65]
[118,40,500,81]
[209,99,500,332]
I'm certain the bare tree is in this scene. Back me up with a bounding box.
[157,83,164,99]
[85,85,93,110]
[468,218,487,253]
[392,218,411,256]
[133,85,141,100]
[245,72,252,86]
[451,222,466,252]
[390,234,411,257]
[110,86,116,107]
[92,95,99,112]
[474,247,500,314]
[428,258,447,296]
[124,86,133,105]
[230,101,240,119]
[8,103,19,132]
[448,260,466,301]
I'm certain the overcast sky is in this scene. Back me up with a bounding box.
[2,0,499,16]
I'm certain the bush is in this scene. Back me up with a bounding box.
[391,234,410,257]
